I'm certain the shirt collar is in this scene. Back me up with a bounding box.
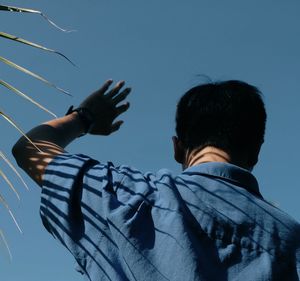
[182,162,263,198]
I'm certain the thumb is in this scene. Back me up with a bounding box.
[111,120,124,133]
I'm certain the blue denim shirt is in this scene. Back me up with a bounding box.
[41,153,300,281]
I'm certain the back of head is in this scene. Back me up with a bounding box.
[176,80,267,168]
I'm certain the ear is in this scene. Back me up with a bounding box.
[172,136,185,164]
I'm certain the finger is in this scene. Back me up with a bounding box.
[112,88,131,105]
[94,79,113,96]
[111,120,124,133]
[116,102,130,115]
[106,80,125,98]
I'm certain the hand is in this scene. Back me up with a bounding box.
[79,80,131,135]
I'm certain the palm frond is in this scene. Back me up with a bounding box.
[0,193,21,233]
[0,111,42,153]
[0,5,75,33]
[0,230,12,260]
[0,151,29,191]
[0,31,75,66]
[0,80,57,117]
[0,3,72,257]
[0,169,19,200]
[0,56,71,96]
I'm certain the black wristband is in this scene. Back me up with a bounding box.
[65,106,95,136]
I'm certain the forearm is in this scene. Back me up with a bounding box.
[12,79,130,187]
[12,112,85,186]
[33,112,85,147]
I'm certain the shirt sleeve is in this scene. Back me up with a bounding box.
[40,153,127,270]
[40,152,162,278]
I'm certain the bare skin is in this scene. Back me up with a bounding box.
[12,78,244,188]
[12,80,131,186]
[172,136,250,170]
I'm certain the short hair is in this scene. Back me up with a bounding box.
[175,80,267,167]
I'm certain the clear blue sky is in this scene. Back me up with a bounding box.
[1,0,300,280]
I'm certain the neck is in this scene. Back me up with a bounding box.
[183,146,252,170]
[183,146,231,169]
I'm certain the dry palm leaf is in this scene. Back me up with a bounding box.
[0,56,71,96]
[0,169,20,200]
[0,111,42,153]
[0,193,21,233]
[0,151,28,191]
[0,80,57,117]
[0,4,75,33]
[0,31,75,66]
[0,230,12,260]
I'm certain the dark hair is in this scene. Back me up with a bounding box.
[175,80,267,167]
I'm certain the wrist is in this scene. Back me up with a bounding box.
[65,106,95,137]
[50,112,86,139]
[39,112,86,148]
[68,112,86,137]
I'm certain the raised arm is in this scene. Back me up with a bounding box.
[12,80,131,186]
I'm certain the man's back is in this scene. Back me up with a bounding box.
[175,162,300,280]
[13,79,300,280]
[41,153,300,281]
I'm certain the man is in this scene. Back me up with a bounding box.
[13,79,300,281]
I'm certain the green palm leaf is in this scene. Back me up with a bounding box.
[0,31,75,66]
[0,56,71,96]
[0,151,29,191]
[0,5,75,33]
[0,80,57,117]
